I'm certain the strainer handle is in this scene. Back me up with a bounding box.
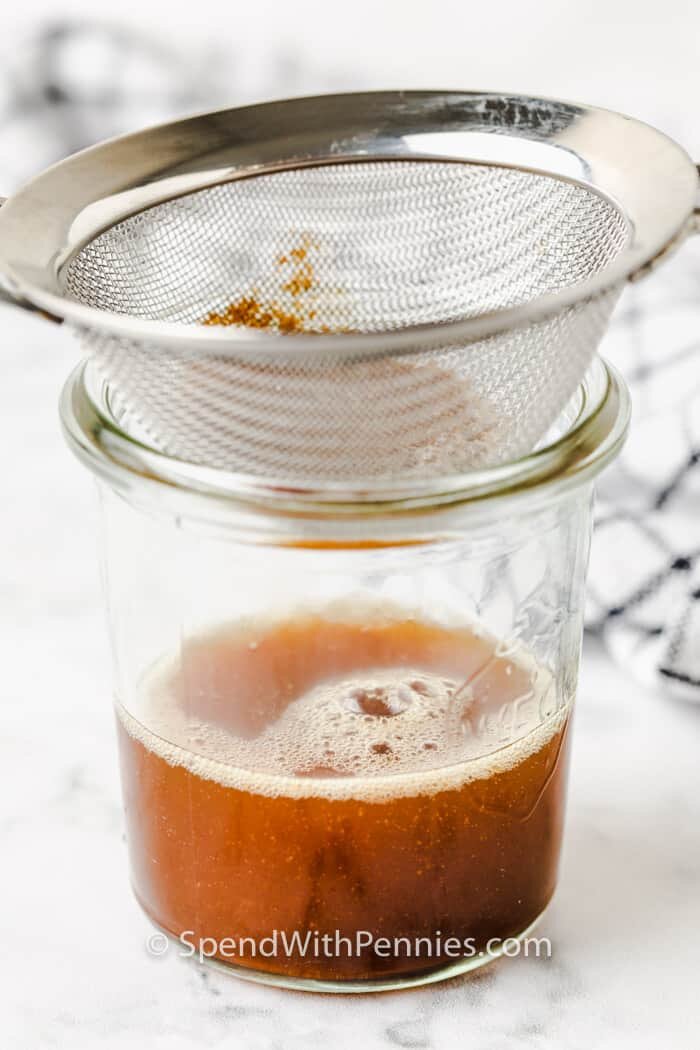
[0,196,63,322]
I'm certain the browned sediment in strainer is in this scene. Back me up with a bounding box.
[66,162,627,480]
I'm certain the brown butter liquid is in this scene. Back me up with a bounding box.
[117,614,571,982]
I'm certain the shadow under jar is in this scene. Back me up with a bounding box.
[61,357,628,992]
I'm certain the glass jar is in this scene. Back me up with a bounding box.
[60,357,629,992]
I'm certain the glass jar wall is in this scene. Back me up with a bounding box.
[61,357,629,991]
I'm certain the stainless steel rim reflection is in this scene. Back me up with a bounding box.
[1,90,698,353]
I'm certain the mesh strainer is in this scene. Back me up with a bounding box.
[0,92,698,485]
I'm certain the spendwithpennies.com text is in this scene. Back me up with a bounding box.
[146,929,552,964]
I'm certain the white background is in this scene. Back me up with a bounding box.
[2,0,699,147]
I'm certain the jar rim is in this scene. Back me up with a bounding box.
[60,356,629,522]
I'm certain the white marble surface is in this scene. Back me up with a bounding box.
[2,305,700,1049]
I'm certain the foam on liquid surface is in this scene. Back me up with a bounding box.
[117,608,570,802]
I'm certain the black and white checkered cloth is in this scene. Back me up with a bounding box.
[587,239,700,701]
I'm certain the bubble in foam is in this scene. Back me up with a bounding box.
[342,685,410,718]
[370,742,392,756]
[263,667,460,778]
[334,671,447,720]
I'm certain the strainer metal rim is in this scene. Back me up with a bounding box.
[1,90,697,354]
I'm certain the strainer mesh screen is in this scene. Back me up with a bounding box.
[64,161,629,481]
